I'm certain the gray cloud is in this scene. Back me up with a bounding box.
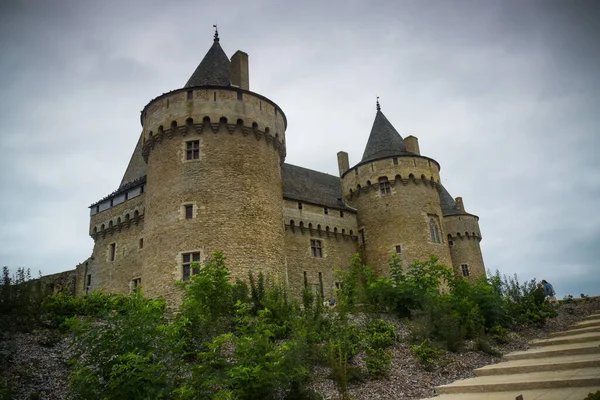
[1,0,598,297]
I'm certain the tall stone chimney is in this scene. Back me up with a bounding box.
[337,151,349,177]
[230,50,249,90]
[405,135,420,155]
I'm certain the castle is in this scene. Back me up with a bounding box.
[74,31,486,301]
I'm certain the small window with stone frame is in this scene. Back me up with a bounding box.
[131,278,141,293]
[185,140,200,160]
[310,239,323,258]
[461,264,470,277]
[109,243,116,261]
[335,282,344,290]
[379,177,391,196]
[182,252,201,281]
[395,245,402,254]
[185,204,193,219]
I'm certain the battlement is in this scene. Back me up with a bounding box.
[90,205,145,239]
[141,116,286,163]
[346,173,440,200]
[285,219,358,241]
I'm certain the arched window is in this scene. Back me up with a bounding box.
[429,218,441,243]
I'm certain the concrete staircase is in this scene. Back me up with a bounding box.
[422,313,600,400]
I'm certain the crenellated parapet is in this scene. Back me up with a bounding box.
[346,173,441,200]
[340,155,441,200]
[141,116,286,162]
[285,219,358,241]
[90,206,145,239]
[139,86,287,164]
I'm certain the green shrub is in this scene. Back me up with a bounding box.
[489,325,510,344]
[584,391,600,400]
[365,319,396,349]
[328,339,350,400]
[474,337,502,357]
[365,347,392,379]
[411,339,445,371]
[68,292,185,400]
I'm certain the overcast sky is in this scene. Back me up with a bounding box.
[0,0,598,297]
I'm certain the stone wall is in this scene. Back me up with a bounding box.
[140,87,287,303]
[444,214,485,278]
[86,194,146,294]
[341,155,453,273]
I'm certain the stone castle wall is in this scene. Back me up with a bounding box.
[341,155,453,273]
[140,87,287,301]
[444,214,486,277]
[87,194,146,294]
[283,199,359,298]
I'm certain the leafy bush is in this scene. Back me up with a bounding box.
[67,292,186,400]
[474,337,502,357]
[584,391,600,400]
[411,339,445,371]
[365,347,392,378]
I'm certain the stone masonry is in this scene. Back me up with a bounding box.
[76,31,487,302]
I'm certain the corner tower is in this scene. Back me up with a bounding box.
[440,187,485,278]
[338,101,452,273]
[140,31,287,299]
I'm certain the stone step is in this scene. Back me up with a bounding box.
[583,314,600,321]
[474,353,600,376]
[569,319,600,330]
[529,332,600,347]
[421,386,600,400]
[435,367,600,394]
[504,341,600,360]
[550,325,600,337]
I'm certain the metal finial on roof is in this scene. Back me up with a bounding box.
[213,24,219,42]
[376,96,381,112]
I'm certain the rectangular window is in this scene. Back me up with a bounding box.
[139,238,144,248]
[395,245,402,254]
[186,140,200,160]
[109,243,116,261]
[461,264,470,277]
[182,252,201,281]
[237,91,243,100]
[131,278,141,292]
[448,240,454,247]
[335,282,343,290]
[393,157,398,165]
[340,211,344,218]
[379,177,391,196]
[318,272,324,299]
[86,274,91,287]
[185,204,193,219]
[303,271,308,287]
[310,239,323,258]
[187,90,193,100]
[298,202,303,210]
[324,208,328,215]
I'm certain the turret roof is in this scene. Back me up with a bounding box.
[439,185,462,216]
[184,32,231,88]
[361,109,407,163]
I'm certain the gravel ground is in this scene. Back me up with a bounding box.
[0,298,598,400]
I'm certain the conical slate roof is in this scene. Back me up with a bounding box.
[439,185,462,216]
[361,110,407,163]
[184,35,231,88]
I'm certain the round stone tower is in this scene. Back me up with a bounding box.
[338,102,452,273]
[440,187,486,278]
[139,32,287,299]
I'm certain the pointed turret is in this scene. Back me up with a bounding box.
[184,27,231,88]
[361,100,407,163]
